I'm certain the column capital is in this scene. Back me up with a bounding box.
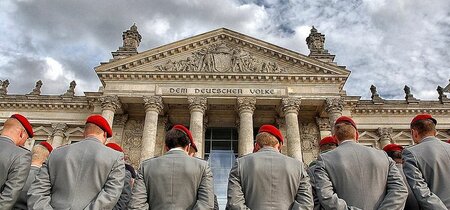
[282,97,301,114]
[51,123,68,137]
[188,97,207,114]
[315,117,331,131]
[237,97,256,113]
[99,95,122,112]
[325,97,344,114]
[143,96,164,114]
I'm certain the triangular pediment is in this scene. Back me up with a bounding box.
[96,28,350,78]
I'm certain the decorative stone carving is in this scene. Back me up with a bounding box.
[113,114,129,126]
[315,117,331,131]
[62,80,76,97]
[276,117,286,127]
[325,98,344,114]
[306,26,335,62]
[377,127,393,148]
[143,96,164,113]
[188,97,207,113]
[370,85,383,104]
[237,97,256,113]
[0,79,9,96]
[155,42,287,73]
[112,24,142,60]
[437,86,449,104]
[443,79,450,93]
[300,123,320,160]
[404,85,419,103]
[99,95,122,112]
[29,80,43,95]
[281,98,301,114]
[122,119,144,168]
[51,123,68,137]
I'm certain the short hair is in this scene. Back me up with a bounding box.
[84,123,104,136]
[31,144,50,163]
[386,150,402,160]
[256,132,278,147]
[410,119,436,136]
[165,129,190,149]
[334,123,356,141]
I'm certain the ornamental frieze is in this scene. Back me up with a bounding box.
[155,43,287,73]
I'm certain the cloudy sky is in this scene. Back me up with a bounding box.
[0,0,449,100]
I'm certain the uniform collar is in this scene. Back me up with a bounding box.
[420,136,438,143]
[84,137,103,144]
[258,147,279,152]
[0,136,15,145]
[338,139,356,145]
[166,148,188,155]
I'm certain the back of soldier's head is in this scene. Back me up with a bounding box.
[84,123,104,137]
[31,144,50,166]
[255,132,278,147]
[410,119,436,137]
[334,123,356,141]
[165,129,190,149]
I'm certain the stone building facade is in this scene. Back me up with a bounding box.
[1,25,449,168]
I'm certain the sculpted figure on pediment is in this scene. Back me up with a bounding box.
[155,42,287,73]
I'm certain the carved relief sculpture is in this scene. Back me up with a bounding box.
[300,123,320,158]
[122,119,144,168]
[156,42,287,74]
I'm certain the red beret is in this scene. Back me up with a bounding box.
[258,125,284,144]
[335,116,357,129]
[411,113,437,125]
[86,115,113,138]
[383,144,404,152]
[173,125,197,152]
[10,114,34,138]
[39,141,53,153]
[447,140,450,144]
[106,142,123,152]
[319,136,338,147]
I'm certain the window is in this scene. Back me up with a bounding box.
[204,127,238,160]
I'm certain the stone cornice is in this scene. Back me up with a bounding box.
[0,95,91,110]
[97,72,347,85]
[348,99,450,115]
[95,28,349,77]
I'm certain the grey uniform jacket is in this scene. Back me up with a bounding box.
[0,137,31,210]
[113,170,132,210]
[128,149,215,210]
[396,164,419,210]
[308,162,323,210]
[402,136,450,209]
[13,165,40,210]
[226,147,313,210]
[314,140,408,210]
[27,137,125,210]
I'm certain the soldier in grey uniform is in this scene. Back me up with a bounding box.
[128,124,215,210]
[28,115,125,209]
[226,125,313,210]
[14,142,53,210]
[314,116,408,210]
[308,136,338,210]
[382,143,419,210]
[403,114,450,209]
[0,114,33,210]
[106,142,133,210]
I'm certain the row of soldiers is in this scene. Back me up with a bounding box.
[0,113,449,209]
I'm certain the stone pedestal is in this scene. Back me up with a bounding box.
[188,97,207,158]
[140,96,163,161]
[99,95,122,127]
[282,98,302,161]
[325,97,344,133]
[51,123,67,148]
[237,97,256,156]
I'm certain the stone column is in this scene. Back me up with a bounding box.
[99,95,122,127]
[377,127,393,149]
[325,97,344,133]
[315,117,332,139]
[282,98,302,161]
[140,96,163,161]
[188,97,207,158]
[51,123,68,148]
[237,97,256,156]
